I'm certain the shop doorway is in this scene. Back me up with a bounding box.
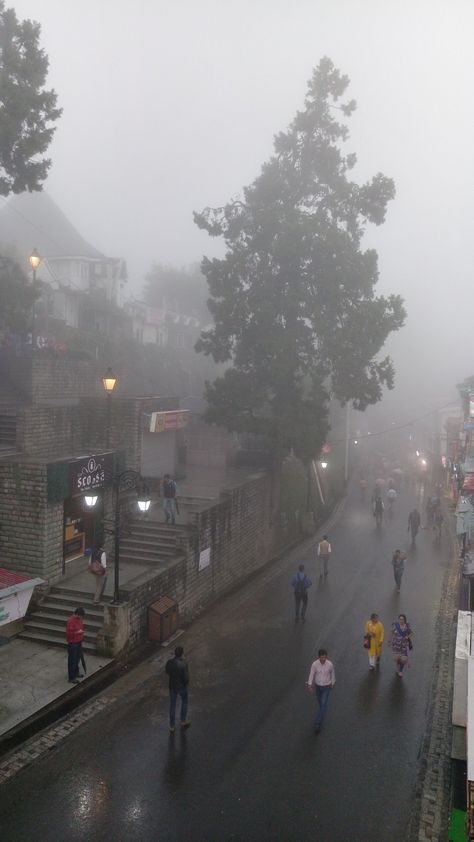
[63,495,103,570]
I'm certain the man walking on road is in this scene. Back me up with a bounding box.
[306,648,336,734]
[317,535,331,579]
[165,645,191,733]
[391,549,407,593]
[66,607,85,684]
[291,563,312,623]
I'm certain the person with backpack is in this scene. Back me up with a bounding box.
[291,563,312,623]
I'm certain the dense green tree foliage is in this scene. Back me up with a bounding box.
[0,2,61,196]
[195,57,406,461]
[0,255,38,330]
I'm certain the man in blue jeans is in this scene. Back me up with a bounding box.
[165,645,190,733]
[306,648,336,734]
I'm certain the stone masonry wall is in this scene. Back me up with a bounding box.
[126,472,297,648]
[0,462,63,580]
[16,406,80,459]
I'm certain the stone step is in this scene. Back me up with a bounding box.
[40,600,105,620]
[119,553,181,566]
[130,521,189,534]
[23,619,99,644]
[50,587,108,603]
[120,544,178,558]
[27,610,103,630]
[18,629,97,654]
[121,534,181,548]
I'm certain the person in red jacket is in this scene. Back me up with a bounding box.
[66,607,85,684]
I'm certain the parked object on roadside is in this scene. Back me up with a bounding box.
[162,473,178,525]
[317,535,331,579]
[65,607,85,684]
[306,649,335,734]
[388,614,413,677]
[364,613,384,670]
[88,545,107,604]
[391,549,407,592]
[291,563,312,623]
[165,645,190,732]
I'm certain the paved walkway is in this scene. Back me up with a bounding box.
[0,638,112,738]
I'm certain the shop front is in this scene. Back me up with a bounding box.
[63,453,114,568]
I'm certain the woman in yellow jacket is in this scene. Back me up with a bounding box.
[364,613,384,670]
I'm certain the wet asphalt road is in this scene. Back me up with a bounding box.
[0,481,448,842]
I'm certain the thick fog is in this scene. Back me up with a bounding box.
[7,0,474,425]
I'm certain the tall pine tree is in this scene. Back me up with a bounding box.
[194,57,405,462]
[0,2,62,196]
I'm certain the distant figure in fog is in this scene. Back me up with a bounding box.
[291,563,312,623]
[317,535,331,579]
[359,477,367,503]
[373,497,384,528]
[408,508,421,545]
[162,473,178,525]
[391,549,406,593]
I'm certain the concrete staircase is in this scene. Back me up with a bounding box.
[120,520,190,566]
[19,587,105,654]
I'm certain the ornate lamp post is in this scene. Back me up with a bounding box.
[112,471,151,603]
[28,248,42,349]
[84,470,151,604]
[102,367,117,449]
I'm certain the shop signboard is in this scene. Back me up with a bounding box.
[198,547,211,571]
[470,393,474,418]
[69,453,114,494]
[464,421,474,432]
[149,410,189,434]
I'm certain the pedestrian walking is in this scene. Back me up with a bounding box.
[364,613,384,670]
[291,563,312,623]
[373,496,384,528]
[165,645,191,733]
[88,544,107,604]
[407,508,421,545]
[388,614,413,677]
[66,607,85,684]
[317,535,331,579]
[391,549,407,593]
[306,648,335,734]
[162,473,178,525]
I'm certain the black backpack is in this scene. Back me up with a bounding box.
[294,575,306,598]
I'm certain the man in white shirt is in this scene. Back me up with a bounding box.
[317,535,331,579]
[306,649,336,734]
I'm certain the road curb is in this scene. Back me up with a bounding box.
[407,509,460,841]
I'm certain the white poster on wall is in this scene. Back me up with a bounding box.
[198,547,211,571]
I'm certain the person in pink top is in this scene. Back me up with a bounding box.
[306,649,336,734]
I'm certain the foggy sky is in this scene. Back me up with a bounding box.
[6,0,474,424]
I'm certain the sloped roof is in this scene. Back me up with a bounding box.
[0,191,103,261]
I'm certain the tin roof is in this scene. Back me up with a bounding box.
[0,568,31,590]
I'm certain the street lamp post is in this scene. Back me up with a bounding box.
[112,470,151,604]
[28,248,42,350]
[84,469,151,604]
[102,367,117,449]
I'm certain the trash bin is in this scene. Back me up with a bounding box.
[148,596,179,643]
